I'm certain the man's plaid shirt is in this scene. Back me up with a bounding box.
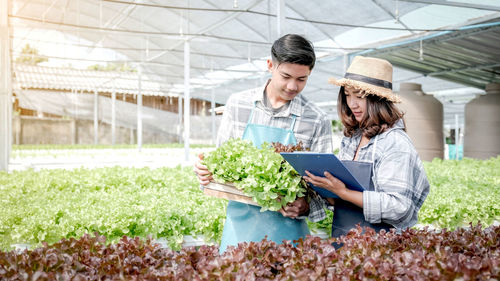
[216,81,333,222]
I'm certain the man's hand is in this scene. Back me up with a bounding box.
[279,196,309,219]
[193,153,213,186]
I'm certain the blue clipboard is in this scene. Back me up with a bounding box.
[280,152,366,198]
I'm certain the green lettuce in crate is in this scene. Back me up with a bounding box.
[203,138,306,212]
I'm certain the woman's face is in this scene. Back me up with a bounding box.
[344,86,367,123]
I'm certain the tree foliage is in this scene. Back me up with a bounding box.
[15,44,48,65]
[87,62,136,72]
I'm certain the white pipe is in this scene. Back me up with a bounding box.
[178,95,183,142]
[184,40,191,161]
[94,90,98,145]
[137,67,143,151]
[211,88,216,145]
[111,90,116,146]
[277,0,285,37]
[0,0,11,171]
[454,114,459,160]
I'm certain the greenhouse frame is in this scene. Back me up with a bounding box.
[2,0,499,170]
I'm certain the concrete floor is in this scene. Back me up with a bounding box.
[8,147,215,171]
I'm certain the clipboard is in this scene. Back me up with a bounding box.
[280,152,367,198]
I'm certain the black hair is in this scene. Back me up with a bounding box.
[271,34,316,70]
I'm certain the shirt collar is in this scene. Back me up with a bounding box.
[251,79,303,117]
[376,119,405,141]
[350,119,405,146]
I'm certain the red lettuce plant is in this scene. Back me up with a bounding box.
[1,224,498,280]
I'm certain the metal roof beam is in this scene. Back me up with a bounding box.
[371,0,415,34]
[428,62,500,77]
[286,5,346,53]
[9,15,270,45]
[146,0,266,62]
[150,0,268,89]
[376,53,488,87]
[42,0,60,20]
[383,51,498,84]
[399,0,500,12]
[61,0,70,23]
[362,24,500,57]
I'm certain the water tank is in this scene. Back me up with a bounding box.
[464,83,500,159]
[397,83,444,161]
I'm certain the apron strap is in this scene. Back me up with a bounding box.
[289,114,297,131]
[370,135,378,189]
[247,101,297,131]
[371,135,378,163]
[246,102,257,126]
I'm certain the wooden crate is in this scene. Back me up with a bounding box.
[203,181,258,206]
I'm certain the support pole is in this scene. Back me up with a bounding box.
[211,88,216,145]
[111,90,116,146]
[0,0,11,171]
[178,95,183,143]
[277,0,285,37]
[94,90,99,145]
[184,40,191,161]
[343,54,349,73]
[454,114,459,160]
[137,67,143,151]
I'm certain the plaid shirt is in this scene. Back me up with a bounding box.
[338,119,430,230]
[217,80,333,222]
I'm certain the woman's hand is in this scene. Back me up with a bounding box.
[304,170,364,208]
[303,170,348,198]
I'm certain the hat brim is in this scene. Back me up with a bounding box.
[329,77,401,103]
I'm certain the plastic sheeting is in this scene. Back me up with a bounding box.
[15,89,221,140]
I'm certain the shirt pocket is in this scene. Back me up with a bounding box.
[297,136,313,150]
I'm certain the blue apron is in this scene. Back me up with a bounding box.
[332,136,393,246]
[219,103,310,252]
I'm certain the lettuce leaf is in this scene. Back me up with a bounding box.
[203,138,306,211]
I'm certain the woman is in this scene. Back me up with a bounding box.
[303,56,430,240]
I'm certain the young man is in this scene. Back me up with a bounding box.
[194,34,333,252]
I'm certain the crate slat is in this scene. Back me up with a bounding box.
[203,182,258,206]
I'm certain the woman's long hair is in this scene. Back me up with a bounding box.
[337,86,405,138]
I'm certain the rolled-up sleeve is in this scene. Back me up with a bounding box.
[363,151,419,228]
[299,190,327,222]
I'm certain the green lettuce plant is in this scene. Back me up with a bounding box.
[203,138,306,211]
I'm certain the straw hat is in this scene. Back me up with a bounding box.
[328,56,401,103]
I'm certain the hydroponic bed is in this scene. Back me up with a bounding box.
[1,157,499,279]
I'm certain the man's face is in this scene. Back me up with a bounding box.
[267,60,311,102]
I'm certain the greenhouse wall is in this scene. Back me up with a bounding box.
[12,116,179,145]
[12,115,220,145]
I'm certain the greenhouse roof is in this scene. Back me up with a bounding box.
[8,0,500,119]
[13,63,176,96]
[358,20,500,89]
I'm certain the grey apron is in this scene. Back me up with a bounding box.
[332,136,393,243]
